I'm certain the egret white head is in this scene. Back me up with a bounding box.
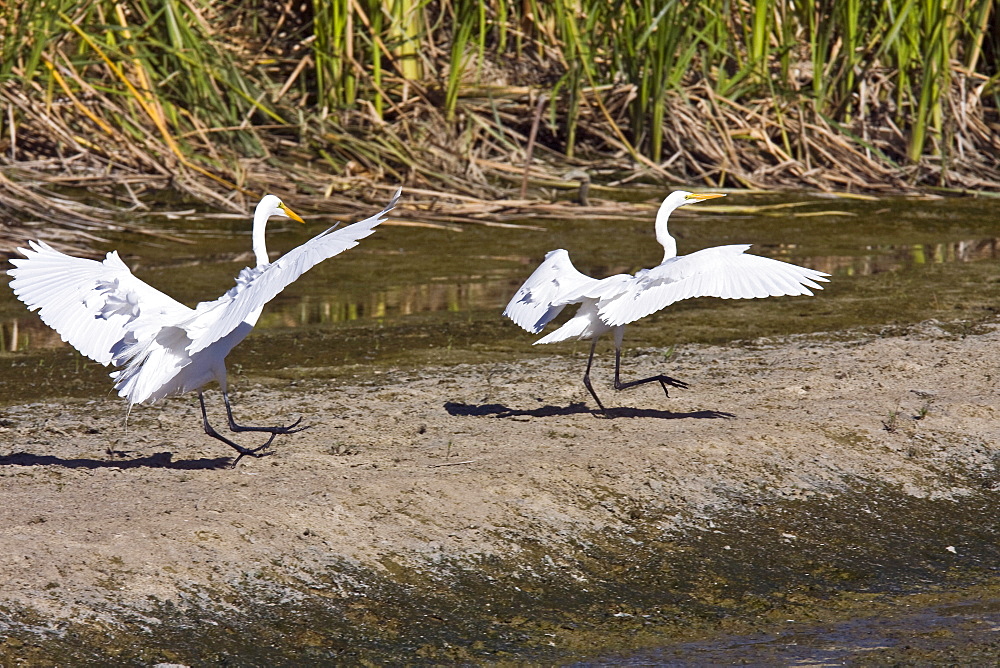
[252,195,305,266]
[257,194,305,224]
[655,190,726,261]
[664,190,726,208]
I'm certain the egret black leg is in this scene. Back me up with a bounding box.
[199,391,275,467]
[582,338,610,416]
[612,347,688,397]
[222,391,309,435]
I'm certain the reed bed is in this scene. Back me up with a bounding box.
[0,0,997,251]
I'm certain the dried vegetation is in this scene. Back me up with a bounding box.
[0,0,998,252]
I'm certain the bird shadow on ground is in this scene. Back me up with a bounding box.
[0,451,233,470]
[444,401,735,420]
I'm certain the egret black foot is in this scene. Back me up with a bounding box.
[201,420,277,468]
[615,374,689,397]
[227,416,310,435]
[229,438,276,468]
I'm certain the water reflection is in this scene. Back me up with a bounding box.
[829,237,1000,276]
[1,318,63,352]
[257,278,516,328]
[2,236,998,353]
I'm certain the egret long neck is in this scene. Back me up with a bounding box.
[251,204,270,267]
[655,202,679,262]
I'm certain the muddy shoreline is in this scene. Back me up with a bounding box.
[1,320,998,663]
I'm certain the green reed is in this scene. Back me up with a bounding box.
[1,1,281,166]
[1,0,996,195]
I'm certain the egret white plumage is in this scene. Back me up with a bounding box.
[9,189,401,464]
[504,191,830,413]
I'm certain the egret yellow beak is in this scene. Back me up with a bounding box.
[684,193,727,202]
[279,202,305,224]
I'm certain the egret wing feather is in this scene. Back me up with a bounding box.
[184,189,400,355]
[573,273,633,302]
[599,245,829,327]
[503,249,598,334]
[7,241,193,365]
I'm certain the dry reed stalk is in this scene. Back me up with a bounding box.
[1,0,997,257]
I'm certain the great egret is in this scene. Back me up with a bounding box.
[9,189,401,464]
[504,191,830,413]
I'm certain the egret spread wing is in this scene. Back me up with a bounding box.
[184,188,400,355]
[503,249,599,334]
[8,240,193,365]
[598,245,830,327]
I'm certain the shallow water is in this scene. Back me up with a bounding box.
[584,596,1000,665]
[3,194,998,344]
[2,192,998,405]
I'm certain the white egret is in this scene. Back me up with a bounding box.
[9,189,401,464]
[504,191,830,413]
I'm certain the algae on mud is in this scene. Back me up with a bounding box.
[1,486,998,664]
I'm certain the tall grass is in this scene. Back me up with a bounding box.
[301,0,996,169]
[0,0,997,212]
[1,0,293,203]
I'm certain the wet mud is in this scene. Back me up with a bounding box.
[1,319,999,663]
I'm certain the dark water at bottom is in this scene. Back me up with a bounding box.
[584,595,1000,665]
